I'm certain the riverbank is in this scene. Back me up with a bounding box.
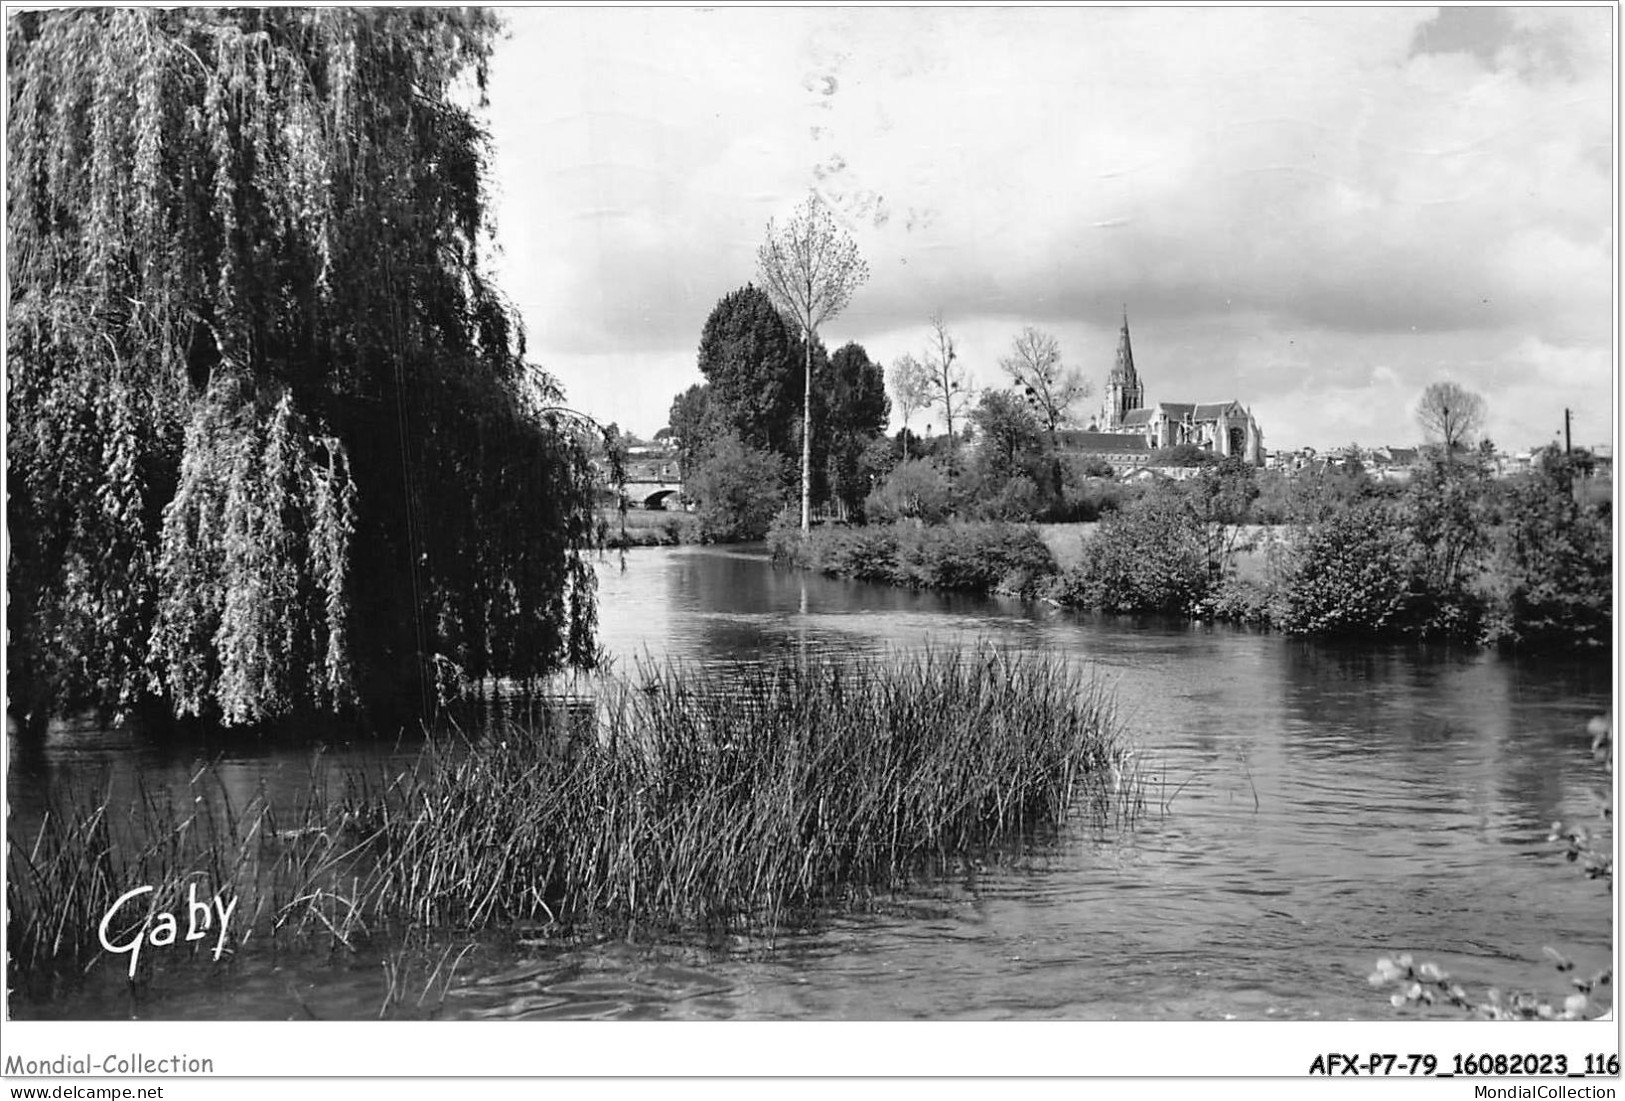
[1034,522,1282,581]
[771,520,1057,597]
[781,496,1609,650]
[598,508,700,548]
[775,519,1276,602]
[8,647,1136,1007]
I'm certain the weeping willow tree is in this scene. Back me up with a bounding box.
[7,9,599,733]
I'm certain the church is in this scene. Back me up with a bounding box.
[1071,313,1266,468]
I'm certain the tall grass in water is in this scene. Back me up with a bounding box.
[9,647,1136,983]
[357,646,1134,936]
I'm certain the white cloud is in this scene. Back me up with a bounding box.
[480,7,1614,447]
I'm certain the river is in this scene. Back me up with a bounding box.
[6,543,1614,1020]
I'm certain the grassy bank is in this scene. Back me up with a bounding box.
[1032,522,1098,572]
[774,521,1057,596]
[598,508,700,548]
[9,647,1135,990]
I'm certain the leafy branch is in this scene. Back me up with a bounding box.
[1549,715,1613,884]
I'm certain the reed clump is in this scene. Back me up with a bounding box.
[8,646,1137,985]
[354,646,1135,936]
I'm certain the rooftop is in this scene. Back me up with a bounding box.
[1055,430,1151,454]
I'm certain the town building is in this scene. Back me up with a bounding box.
[1052,430,1151,468]
[1073,312,1267,468]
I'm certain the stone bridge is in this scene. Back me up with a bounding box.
[621,478,685,510]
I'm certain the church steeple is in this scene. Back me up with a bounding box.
[1102,308,1144,430]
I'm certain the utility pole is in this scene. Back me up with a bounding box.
[1564,407,1572,456]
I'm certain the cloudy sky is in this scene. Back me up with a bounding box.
[478,6,1613,452]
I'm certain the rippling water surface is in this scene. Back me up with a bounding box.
[8,544,1614,1020]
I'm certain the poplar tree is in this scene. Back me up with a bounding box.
[7,9,599,731]
[756,194,869,532]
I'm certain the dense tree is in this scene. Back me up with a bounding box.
[1481,447,1612,648]
[7,9,599,731]
[689,435,788,542]
[682,285,862,525]
[970,390,1046,491]
[817,342,891,520]
[1404,448,1492,617]
[667,383,721,481]
[1416,381,1487,453]
[757,195,870,531]
[859,435,898,488]
[694,285,801,460]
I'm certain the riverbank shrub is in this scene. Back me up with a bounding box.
[1053,489,1210,614]
[786,440,1607,652]
[1274,499,1417,636]
[865,457,954,524]
[971,473,1045,523]
[1050,478,1135,522]
[1043,446,1610,650]
[1047,462,1262,616]
[1477,451,1612,650]
[779,521,1057,595]
[8,648,1137,998]
[1198,575,1279,625]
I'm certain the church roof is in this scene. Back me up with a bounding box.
[1135,400,1249,422]
[1056,430,1150,454]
